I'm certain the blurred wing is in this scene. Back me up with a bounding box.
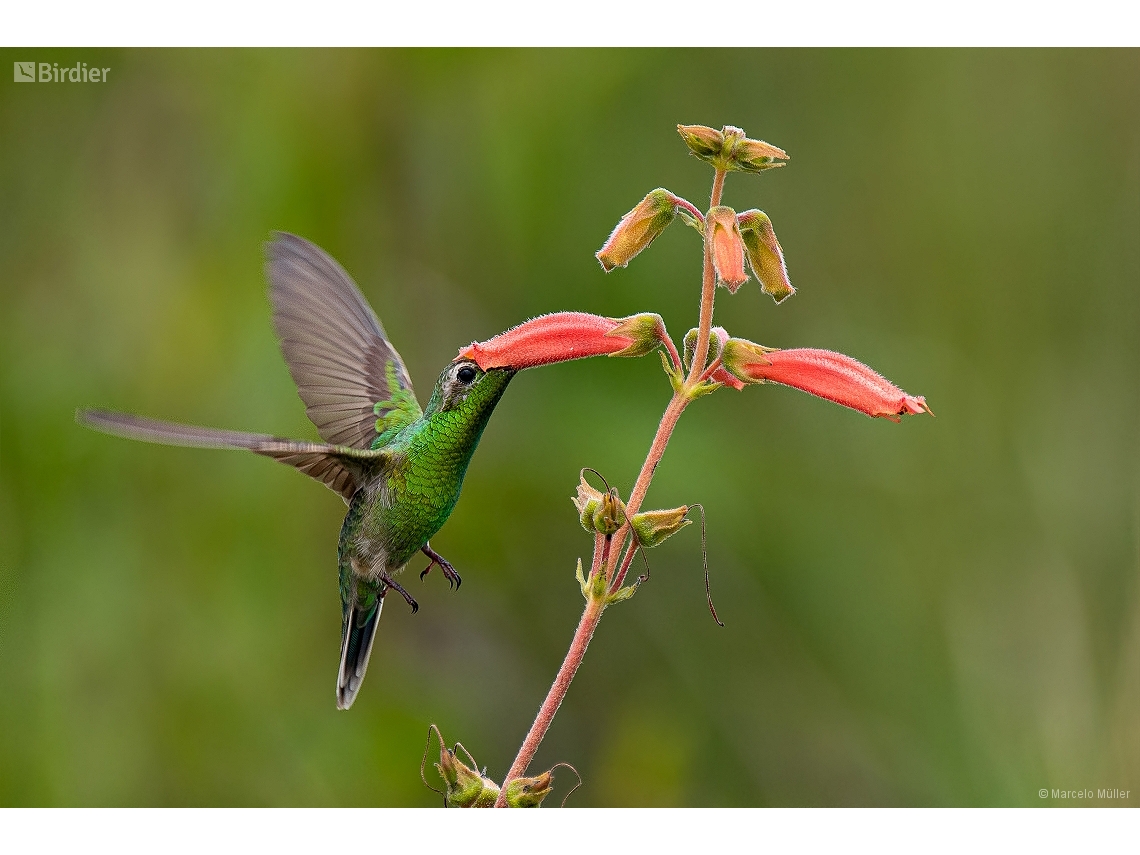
[78,409,386,503]
[266,232,422,451]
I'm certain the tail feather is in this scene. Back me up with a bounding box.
[78,408,284,450]
[336,588,384,710]
[76,408,383,502]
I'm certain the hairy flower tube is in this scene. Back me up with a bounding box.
[723,342,931,422]
[457,311,666,371]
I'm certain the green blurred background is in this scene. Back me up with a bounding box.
[1,49,1137,807]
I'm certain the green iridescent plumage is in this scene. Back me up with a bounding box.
[79,233,515,710]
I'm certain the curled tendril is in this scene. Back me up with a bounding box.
[635,542,652,585]
[420,725,446,801]
[455,742,480,775]
[579,466,612,494]
[687,504,723,626]
[550,762,583,807]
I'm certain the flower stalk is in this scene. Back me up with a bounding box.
[478,122,928,805]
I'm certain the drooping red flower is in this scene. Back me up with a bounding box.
[457,312,664,371]
[707,207,749,292]
[723,342,931,422]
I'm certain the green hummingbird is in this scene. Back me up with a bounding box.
[79,233,515,709]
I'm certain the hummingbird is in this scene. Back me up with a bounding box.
[80,233,515,709]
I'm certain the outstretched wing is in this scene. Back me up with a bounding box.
[78,409,386,503]
[266,232,422,451]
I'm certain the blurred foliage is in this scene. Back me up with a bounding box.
[1,49,1137,807]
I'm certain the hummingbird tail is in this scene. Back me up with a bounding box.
[336,589,384,710]
[77,409,386,502]
[78,409,288,450]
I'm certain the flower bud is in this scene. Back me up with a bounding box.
[725,342,932,421]
[737,210,794,303]
[630,506,691,548]
[436,742,500,808]
[457,312,661,371]
[572,477,605,533]
[707,207,749,292]
[678,124,789,174]
[503,770,554,808]
[676,124,725,161]
[682,326,729,374]
[728,137,789,173]
[596,189,681,271]
[592,488,627,536]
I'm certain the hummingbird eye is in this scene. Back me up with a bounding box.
[456,365,477,385]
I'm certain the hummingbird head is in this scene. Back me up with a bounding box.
[427,359,516,416]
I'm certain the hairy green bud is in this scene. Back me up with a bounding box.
[503,770,555,808]
[631,506,692,548]
[592,489,627,536]
[572,477,605,533]
[436,742,500,808]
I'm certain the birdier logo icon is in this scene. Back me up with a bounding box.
[13,61,110,83]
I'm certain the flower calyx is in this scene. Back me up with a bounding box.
[503,771,556,808]
[630,506,692,548]
[677,124,789,174]
[572,471,627,537]
[428,726,500,808]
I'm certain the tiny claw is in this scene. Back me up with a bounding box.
[420,564,431,582]
[421,544,462,591]
[384,575,420,614]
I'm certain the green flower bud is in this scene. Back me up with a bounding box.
[504,770,554,808]
[631,506,692,548]
[683,327,727,373]
[436,743,500,808]
[678,124,789,174]
[728,136,789,173]
[572,477,605,533]
[592,489,627,536]
[676,123,725,161]
[683,328,697,372]
[738,210,794,303]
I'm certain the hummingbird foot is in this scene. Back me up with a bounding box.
[382,575,419,614]
[419,543,463,590]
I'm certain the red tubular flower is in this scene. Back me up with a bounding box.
[456,312,663,370]
[725,344,931,422]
